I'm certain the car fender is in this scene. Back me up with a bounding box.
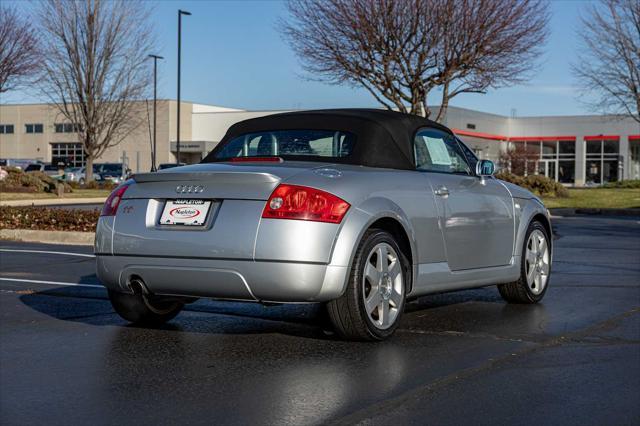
[319,196,418,299]
[514,198,552,258]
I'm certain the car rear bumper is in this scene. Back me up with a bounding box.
[96,254,349,303]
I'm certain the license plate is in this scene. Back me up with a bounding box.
[160,200,212,226]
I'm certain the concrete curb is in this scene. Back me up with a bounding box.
[550,208,640,217]
[0,229,95,245]
[0,197,106,207]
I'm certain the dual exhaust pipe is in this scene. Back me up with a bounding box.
[127,277,150,295]
[127,276,197,304]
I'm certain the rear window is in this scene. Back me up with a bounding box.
[24,164,41,172]
[212,130,355,160]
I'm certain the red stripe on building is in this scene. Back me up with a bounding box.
[452,129,507,141]
[453,130,633,143]
[508,136,576,142]
[584,135,620,141]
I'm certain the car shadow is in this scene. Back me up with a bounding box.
[18,274,546,341]
[18,285,336,341]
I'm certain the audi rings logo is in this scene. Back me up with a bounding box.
[175,184,204,194]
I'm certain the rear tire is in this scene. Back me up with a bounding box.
[108,289,184,325]
[327,229,409,341]
[498,220,551,304]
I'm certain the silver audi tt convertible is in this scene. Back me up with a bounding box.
[96,109,552,341]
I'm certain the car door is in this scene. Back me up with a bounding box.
[414,128,514,271]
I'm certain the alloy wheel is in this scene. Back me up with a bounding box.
[362,242,404,330]
[525,229,550,295]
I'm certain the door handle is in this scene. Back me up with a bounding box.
[434,186,449,197]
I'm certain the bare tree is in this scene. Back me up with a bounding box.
[573,0,640,123]
[37,0,154,180]
[281,0,549,122]
[0,6,40,94]
[498,143,540,176]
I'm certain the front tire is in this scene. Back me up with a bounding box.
[327,229,409,341]
[108,289,184,325]
[498,220,551,303]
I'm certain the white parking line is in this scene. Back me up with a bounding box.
[0,278,103,289]
[0,249,95,258]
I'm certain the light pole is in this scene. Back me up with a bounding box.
[148,54,163,172]
[177,9,191,165]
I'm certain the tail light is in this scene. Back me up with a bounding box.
[262,184,350,224]
[100,184,130,217]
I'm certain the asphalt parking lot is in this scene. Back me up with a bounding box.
[0,215,638,425]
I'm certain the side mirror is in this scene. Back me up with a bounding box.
[476,159,495,177]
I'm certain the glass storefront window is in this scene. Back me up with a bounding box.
[587,140,601,154]
[558,141,575,155]
[506,140,576,184]
[603,140,618,155]
[525,141,540,155]
[51,143,85,167]
[555,141,576,185]
[558,160,575,184]
[631,141,640,180]
[542,141,556,158]
[586,161,601,185]
[585,139,620,185]
[603,160,619,183]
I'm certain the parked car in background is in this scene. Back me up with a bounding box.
[0,159,40,170]
[64,166,104,184]
[24,163,63,177]
[64,167,86,183]
[95,163,129,184]
[96,109,553,341]
[63,167,83,182]
[157,163,186,170]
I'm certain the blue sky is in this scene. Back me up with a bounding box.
[4,0,592,117]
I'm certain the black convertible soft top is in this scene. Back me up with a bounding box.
[201,109,454,170]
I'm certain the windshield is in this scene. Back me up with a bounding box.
[24,164,41,172]
[210,130,355,160]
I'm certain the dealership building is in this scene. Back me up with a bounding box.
[1,101,638,186]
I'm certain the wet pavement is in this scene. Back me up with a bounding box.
[0,216,639,425]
